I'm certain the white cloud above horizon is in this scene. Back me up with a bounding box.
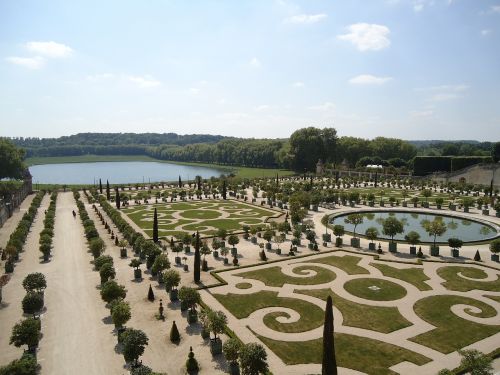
[249,57,262,68]
[26,41,73,58]
[349,74,393,85]
[338,23,391,51]
[126,75,161,88]
[6,56,45,69]
[308,102,335,111]
[284,13,327,24]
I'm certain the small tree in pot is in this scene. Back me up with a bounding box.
[129,258,142,280]
[207,310,227,355]
[448,237,463,258]
[365,227,379,251]
[22,291,44,317]
[490,239,500,262]
[200,241,211,271]
[163,269,181,301]
[10,318,41,354]
[111,300,131,330]
[118,239,128,258]
[382,217,404,253]
[344,214,363,248]
[178,287,200,324]
[228,234,240,257]
[333,225,345,247]
[223,338,242,375]
[423,218,447,256]
[405,231,421,255]
[321,214,332,243]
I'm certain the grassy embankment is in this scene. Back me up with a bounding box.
[25,155,295,180]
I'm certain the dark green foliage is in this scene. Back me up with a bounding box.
[106,180,111,200]
[22,292,44,316]
[222,180,227,200]
[152,208,159,243]
[99,178,102,194]
[10,318,41,351]
[99,262,116,284]
[474,250,481,262]
[121,328,149,366]
[492,142,500,163]
[0,354,38,375]
[287,127,337,171]
[148,284,155,301]
[413,156,492,176]
[22,273,46,293]
[100,280,126,303]
[322,296,337,375]
[170,321,180,343]
[94,255,113,271]
[239,343,269,375]
[194,232,201,283]
[0,138,26,179]
[186,346,199,373]
[115,188,121,209]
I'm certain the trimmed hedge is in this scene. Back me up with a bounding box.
[413,156,492,176]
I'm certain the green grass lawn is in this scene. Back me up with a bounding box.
[343,278,408,301]
[238,265,337,287]
[297,288,412,333]
[256,332,430,375]
[121,200,279,237]
[212,290,325,333]
[411,295,500,353]
[370,263,432,291]
[437,266,500,292]
[304,254,369,275]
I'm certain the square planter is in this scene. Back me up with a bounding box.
[180,299,189,311]
[134,268,142,280]
[388,242,397,253]
[464,207,469,213]
[482,209,489,216]
[430,245,440,257]
[210,338,223,356]
[184,246,191,254]
[349,202,355,208]
[251,237,257,244]
[229,362,240,375]
[409,246,417,255]
[491,254,499,262]
[120,248,127,258]
[402,202,408,207]
[231,248,238,257]
[496,212,500,218]
[449,204,456,211]
[350,238,360,248]
[368,242,376,251]
[276,248,281,255]
[188,310,198,324]
[175,256,182,265]
[213,250,219,258]
[369,201,375,207]
[169,289,178,301]
[265,242,272,250]
[308,243,314,250]
[322,233,332,242]
[335,237,343,247]
[451,249,459,258]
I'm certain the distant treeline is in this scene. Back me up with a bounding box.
[9,130,498,174]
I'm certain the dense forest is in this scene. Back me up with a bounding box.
[8,129,498,174]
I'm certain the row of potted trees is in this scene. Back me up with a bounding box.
[39,192,57,262]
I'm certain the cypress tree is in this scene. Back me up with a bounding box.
[170,321,180,343]
[178,175,182,188]
[106,180,110,200]
[194,231,201,283]
[197,176,201,191]
[115,188,121,209]
[374,172,378,187]
[222,180,227,200]
[276,173,279,186]
[153,208,159,243]
[322,295,337,375]
[99,178,103,194]
[148,284,155,301]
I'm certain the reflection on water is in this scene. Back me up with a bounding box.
[332,211,497,243]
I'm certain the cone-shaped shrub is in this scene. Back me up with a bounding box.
[474,250,481,262]
[170,321,180,343]
[186,346,199,373]
[147,284,155,302]
[322,295,337,375]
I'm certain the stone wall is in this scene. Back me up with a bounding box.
[0,176,33,228]
[431,163,500,188]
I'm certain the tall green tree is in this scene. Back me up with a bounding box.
[106,180,110,200]
[99,178,102,194]
[152,208,158,243]
[194,231,201,283]
[322,295,337,375]
[0,138,26,179]
[288,127,338,171]
[115,188,120,209]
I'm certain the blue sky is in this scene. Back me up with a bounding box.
[1,0,499,140]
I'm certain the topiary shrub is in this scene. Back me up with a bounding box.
[147,284,155,302]
[170,321,180,343]
[186,346,199,373]
[474,250,481,262]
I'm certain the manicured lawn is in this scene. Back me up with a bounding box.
[486,295,500,303]
[121,200,279,237]
[305,254,369,275]
[212,291,325,333]
[411,295,500,353]
[256,332,430,375]
[371,263,432,291]
[235,282,253,289]
[437,266,500,292]
[343,278,407,301]
[297,289,412,333]
[238,265,337,287]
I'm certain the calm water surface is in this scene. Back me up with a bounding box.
[29,161,226,184]
[331,211,498,243]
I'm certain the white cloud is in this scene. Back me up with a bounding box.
[284,13,327,24]
[26,41,73,58]
[86,73,114,81]
[6,56,45,69]
[349,74,392,85]
[249,57,262,68]
[292,81,305,88]
[127,75,161,88]
[481,29,491,36]
[254,105,270,111]
[430,93,460,101]
[491,5,500,13]
[338,23,391,51]
[308,102,335,111]
[188,87,200,95]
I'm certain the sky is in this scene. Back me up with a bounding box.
[1,0,499,141]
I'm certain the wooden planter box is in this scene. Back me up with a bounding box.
[368,242,376,251]
[169,289,178,301]
[120,248,127,258]
[409,246,417,255]
[430,245,440,257]
[482,209,489,216]
[388,242,397,253]
[265,242,272,250]
[350,238,360,248]
[451,249,459,258]
[322,233,332,242]
[134,269,142,280]
[491,254,499,262]
[335,238,343,247]
[210,338,223,356]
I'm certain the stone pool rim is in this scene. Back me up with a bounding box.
[328,208,500,245]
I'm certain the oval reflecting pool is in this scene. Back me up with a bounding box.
[330,210,498,244]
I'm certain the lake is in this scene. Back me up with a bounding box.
[29,161,227,185]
